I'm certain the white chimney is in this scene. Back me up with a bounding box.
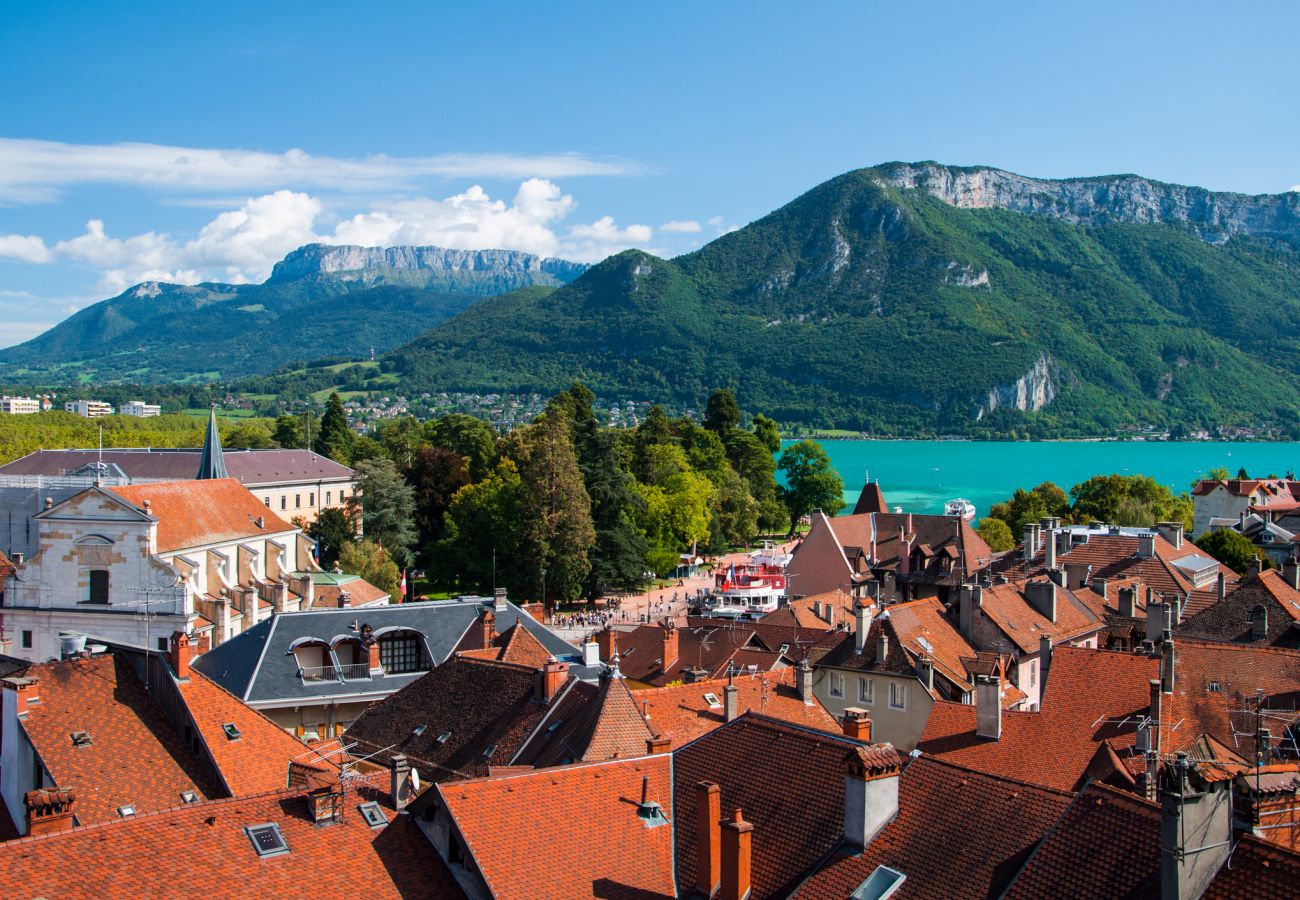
[842,745,901,849]
[854,603,872,653]
[976,675,1002,740]
[582,640,600,667]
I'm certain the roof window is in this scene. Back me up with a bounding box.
[547,719,564,733]
[851,865,907,900]
[1208,681,1222,692]
[703,692,722,709]
[117,804,136,817]
[411,724,427,737]
[71,730,92,747]
[482,744,497,758]
[246,823,289,857]
[357,802,386,828]
[180,790,199,804]
[222,723,242,741]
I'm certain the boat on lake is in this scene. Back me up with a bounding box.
[944,498,977,520]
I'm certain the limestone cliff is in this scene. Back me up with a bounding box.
[976,353,1058,419]
[268,244,587,285]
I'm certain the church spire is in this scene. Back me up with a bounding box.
[196,404,228,480]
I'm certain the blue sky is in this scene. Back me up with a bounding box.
[1,0,1297,348]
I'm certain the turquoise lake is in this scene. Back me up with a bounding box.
[802,441,1300,518]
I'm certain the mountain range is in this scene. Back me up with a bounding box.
[7,162,1300,436]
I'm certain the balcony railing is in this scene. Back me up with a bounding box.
[299,665,337,683]
[337,662,372,680]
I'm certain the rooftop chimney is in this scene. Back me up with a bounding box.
[596,627,617,663]
[1091,577,1109,603]
[854,603,872,652]
[536,657,568,704]
[1025,580,1057,623]
[1118,586,1136,618]
[493,587,508,611]
[876,626,888,663]
[958,583,982,639]
[1217,570,1227,600]
[1157,521,1184,550]
[390,754,413,811]
[976,675,1002,740]
[841,707,872,741]
[1161,637,1176,695]
[695,782,722,898]
[481,609,497,648]
[897,527,911,576]
[1044,526,1057,571]
[582,639,600,667]
[1250,605,1268,642]
[842,744,901,849]
[1284,556,1300,590]
[798,657,814,705]
[3,676,40,718]
[1248,556,1264,579]
[24,788,75,837]
[1161,754,1233,900]
[1143,679,1164,802]
[1137,533,1156,560]
[169,630,194,680]
[1023,524,1039,562]
[723,681,740,723]
[646,734,671,755]
[1146,600,1166,646]
[720,808,754,900]
[661,621,679,672]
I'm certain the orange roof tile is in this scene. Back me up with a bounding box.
[109,478,295,551]
[514,676,655,767]
[459,620,554,668]
[438,755,676,900]
[633,668,838,749]
[975,579,1104,653]
[886,597,980,690]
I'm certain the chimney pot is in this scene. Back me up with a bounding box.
[720,807,754,900]
[493,587,508,611]
[536,657,568,704]
[169,630,194,680]
[798,657,815,705]
[481,609,497,648]
[1137,533,1156,559]
[390,754,413,810]
[842,744,901,849]
[841,707,872,741]
[876,627,888,663]
[24,788,76,837]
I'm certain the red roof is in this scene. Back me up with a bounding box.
[794,757,1074,900]
[974,579,1104,653]
[108,478,295,551]
[0,790,458,897]
[885,597,981,690]
[438,755,676,899]
[513,675,655,767]
[459,620,554,668]
[917,646,1158,792]
[633,668,838,749]
[17,654,222,825]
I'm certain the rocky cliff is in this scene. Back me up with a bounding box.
[268,244,587,284]
[880,162,1300,245]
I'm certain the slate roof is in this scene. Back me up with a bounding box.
[793,756,1074,900]
[0,789,459,898]
[1178,569,1300,647]
[438,755,676,900]
[0,447,355,486]
[192,598,590,705]
[17,654,223,825]
[633,667,839,749]
[107,479,295,551]
[673,714,866,900]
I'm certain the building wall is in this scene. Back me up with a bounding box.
[254,481,355,525]
[1193,487,1251,537]
[786,514,853,597]
[258,699,375,741]
[0,687,43,836]
[812,667,933,751]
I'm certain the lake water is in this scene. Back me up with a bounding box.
[802,441,1300,518]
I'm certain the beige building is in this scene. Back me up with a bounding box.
[63,400,113,417]
[0,396,40,415]
[119,400,161,417]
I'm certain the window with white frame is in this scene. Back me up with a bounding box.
[829,671,844,698]
[859,677,874,704]
[889,681,906,709]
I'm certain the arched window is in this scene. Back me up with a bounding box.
[377,629,427,674]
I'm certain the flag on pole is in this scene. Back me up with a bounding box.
[400,568,408,601]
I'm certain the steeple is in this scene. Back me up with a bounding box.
[195,404,228,480]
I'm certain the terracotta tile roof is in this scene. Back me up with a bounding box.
[852,480,889,514]
[0,789,458,898]
[438,755,676,900]
[1178,569,1300,646]
[885,597,980,691]
[633,668,839,749]
[344,655,552,782]
[459,620,554,669]
[310,578,390,608]
[514,676,654,767]
[816,619,918,677]
[777,588,859,631]
[794,756,1073,900]
[176,672,327,797]
[615,621,783,686]
[673,714,865,900]
[917,647,1159,792]
[975,578,1104,653]
[1204,835,1300,899]
[686,615,843,660]
[827,512,992,581]
[108,479,295,552]
[18,654,223,825]
[0,548,14,579]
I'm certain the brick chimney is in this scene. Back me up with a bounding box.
[798,657,814,705]
[897,527,910,576]
[1137,533,1156,560]
[1118,586,1136,618]
[1161,636,1176,695]
[3,675,39,717]
[25,788,75,837]
[367,639,382,676]
[480,609,497,648]
[646,734,671,755]
[596,627,618,663]
[390,754,413,810]
[661,621,679,672]
[536,656,568,703]
[723,680,739,723]
[695,782,721,898]
[169,630,194,680]
[272,580,290,614]
[1025,580,1057,623]
[841,707,872,742]
[976,675,1002,740]
[958,583,982,638]
[842,744,901,849]
[720,808,754,900]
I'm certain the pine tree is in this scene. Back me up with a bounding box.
[313,393,353,463]
[518,411,595,613]
[347,457,417,567]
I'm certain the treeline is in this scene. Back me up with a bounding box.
[306,384,845,609]
[0,410,280,465]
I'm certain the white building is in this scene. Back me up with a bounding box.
[0,397,40,415]
[64,400,113,418]
[120,400,161,417]
[0,478,324,662]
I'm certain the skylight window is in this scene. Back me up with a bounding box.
[117,804,136,817]
[703,692,722,709]
[437,730,452,744]
[222,723,242,741]
[246,823,289,858]
[851,865,907,900]
[412,724,427,737]
[1208,681,1222,692]
[482,744,497,758]
[180,790,199,804]
[357,802,387,828]
[71,730,92,747]
[547,719,564,733]
[916,636,933,654]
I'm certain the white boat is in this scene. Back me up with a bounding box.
[703,553,788,618]
[944,498,976,521]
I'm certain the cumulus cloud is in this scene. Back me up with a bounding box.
[0,138,643,203]
[0,233,53,263]
[659,219,701,233]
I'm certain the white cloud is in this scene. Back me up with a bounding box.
[659,219,701,233]
[0,138,643,203]
[0,233,52,263]
[563,216,654,262]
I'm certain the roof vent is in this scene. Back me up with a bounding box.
[222,723,242,741]
[411,724,427,737]
[636,775,667,828]
[180,790,199,804]
[436,730,452,744]
[71,730,92,747]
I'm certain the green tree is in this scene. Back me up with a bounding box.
[1190,466,1231,489]
[349,434,385,464]
[517,412,595,611]
[752,414,781,455]
[988,482,1071,533]
[704,388,740,434]
[635,470,715,575]
[707,466,760,550]
[307,506,357,569]
[1236,466,1250,480]
[407,447,471,565]
[273,413,309,449]
[337,540,402,601]
[347,457,417,567]
[434,459,524,595]
[427,413,497,481]
[222,420,276,449]
[312,393,353,463]
[378,416,428,469]
[777,439,845,533]
[976,516,1015,553]
[724,429,786,533]
[1070,474,1191,530]
[1197,528,1272,576]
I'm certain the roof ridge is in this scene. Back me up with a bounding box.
[1175,637,1300,657]
[909,753,1077,798]
[453,654,542,674]
[438,751,667,788]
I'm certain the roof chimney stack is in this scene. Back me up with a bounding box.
[536,657,568,704]
[976,675,1002,740]
[720,808,754,900]
[169,630,194,680]
[1248,556,1264,579]
[1161,637,1176,695]
[3,676,40,718]
[958,583,982,639]
[1137,533,1156,560]
[480,609,497,648]
[1044,525,1057,571]
[1284,556,1300,591]
[695,782,722,898]
[798,657,815,705]
[24,788,75,837]
[1156,521,1184,550]
[582,639,600,668]
[876,625,888,663]
[1025,580,1057,623]
[389,754,413,811]
[842,744,901,849]
[1160,753,1233,900]
[854,603,872,652]
[661,620,679,672]
[596,627,617,663]
[723,680,740,723]
[841,707,872,742]
[493,587,508,611]
[1118,586,1136,619]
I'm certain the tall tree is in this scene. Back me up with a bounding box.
[407,447,471,565]
[1198,528,1272,575]
[313,393,353,463]
[752,414,781,455]
[988,482,1071,533]
[347,457,417,567]
[273,413,309,449]
[378,416,429,470]
[427,413,497,481]
[434,459,524,595]
[707,466,760,551]
[976,516,1015,553]
[337,540,402,601]
[518,412,595,612]
[308,506,358,569]
[777,439,845,533]
[704,388,740,434]
[725,429,786,533]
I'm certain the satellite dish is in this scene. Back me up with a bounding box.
[410,768,421,792]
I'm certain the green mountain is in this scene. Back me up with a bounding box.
[0,244,586,383]
[381,164,1300,436]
